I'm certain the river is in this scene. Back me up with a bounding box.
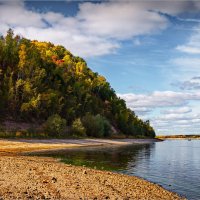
[32,139,200,200]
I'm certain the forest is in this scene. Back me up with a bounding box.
[0,29,155,138]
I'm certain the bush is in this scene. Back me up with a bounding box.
[82,114,102,137]
[15,131,26,137]
[0,131,15,138]
[82,114,112,138]
[43,114,66,137]
[71,118,86,137]
[0,124,5,132]
[102,118,112,137]
[26,126,37,137]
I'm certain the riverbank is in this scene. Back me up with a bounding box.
[0,155,184,200]
[157,135,200,139]
[0,138,160,155]
[0,138,185,199]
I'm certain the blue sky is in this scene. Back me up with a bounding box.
[1,0,200,135]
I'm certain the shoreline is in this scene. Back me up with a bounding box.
[0,155,184,200]
[0,138,185,199]
[158,138,200,140]
[0,138,161,155]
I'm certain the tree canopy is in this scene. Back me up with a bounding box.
[0,29,155,138]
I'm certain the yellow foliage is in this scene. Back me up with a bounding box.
[18,44,26,69]
[45,49,54,58]
[30,95,40,108]
[21,103,30,112]
[16,79,24,89]
[15,131,23,137]
[24,81,32,94]
[63,54,73,66]
[32,41,52,60]
[97,75,106,84]
[75,62,86,75]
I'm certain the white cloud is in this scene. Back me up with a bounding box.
[13,26,119,57]
[0,1,198,58]
[155,113,200,121]
[77,2,168,40]
[176,28,200,54]
[172,76,200,90]
[118,91,200,109]
[0,1,44,28]
[42,12,65,25]
[118,91,200,135]
[152,111,200,135]
[133,107,152,116]
[0,1,120,57]
[171,57,200,71]
[161,107,192,114]
[176,46,200,54]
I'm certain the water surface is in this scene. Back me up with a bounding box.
[31,140,200,200]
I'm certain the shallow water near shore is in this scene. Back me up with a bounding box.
[31,140,200,200]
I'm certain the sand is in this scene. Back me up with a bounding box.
[0,138,160,155]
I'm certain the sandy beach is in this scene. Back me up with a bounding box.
[0,139,185,199]
[0,138,160,155]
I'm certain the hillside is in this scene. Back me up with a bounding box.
[0,29,155,138]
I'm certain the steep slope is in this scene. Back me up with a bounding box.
[0,29,155,138]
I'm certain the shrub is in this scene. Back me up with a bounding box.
[71,118,86,137]
[15,131,24,137]
[43,114,66,137]
[26,126,37,137]
[0,131,15,138]
[102,117,112,137]
[82,114,112,138]
[82,114,102,137]
[0,123,4,132]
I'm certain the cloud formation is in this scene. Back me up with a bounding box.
[176,27,200,54]
[172,77,200,90]
[77,2,168,40]
[161,107,192,114]
[152,111,200,134]
[118,91,200,135]
[118,91,200,109]
[171,57,200,70]
[0,1,199,57]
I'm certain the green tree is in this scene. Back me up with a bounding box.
[71,118,86,137]
[43,114,66,137]
[82,114,112,137]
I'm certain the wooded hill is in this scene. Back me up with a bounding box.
[0,29,155,138]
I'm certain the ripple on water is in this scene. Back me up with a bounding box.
[31,140,200,200]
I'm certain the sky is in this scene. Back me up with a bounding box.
[1,0,200,135]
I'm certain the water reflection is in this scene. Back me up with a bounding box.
[30,143,153,171]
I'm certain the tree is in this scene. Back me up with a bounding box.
[0,29,156,138]
[82,114,112,138]
[43,114,66,137]
[71,118,86,137]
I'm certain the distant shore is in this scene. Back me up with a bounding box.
[157,135,200,140]
[0,138,185,199]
